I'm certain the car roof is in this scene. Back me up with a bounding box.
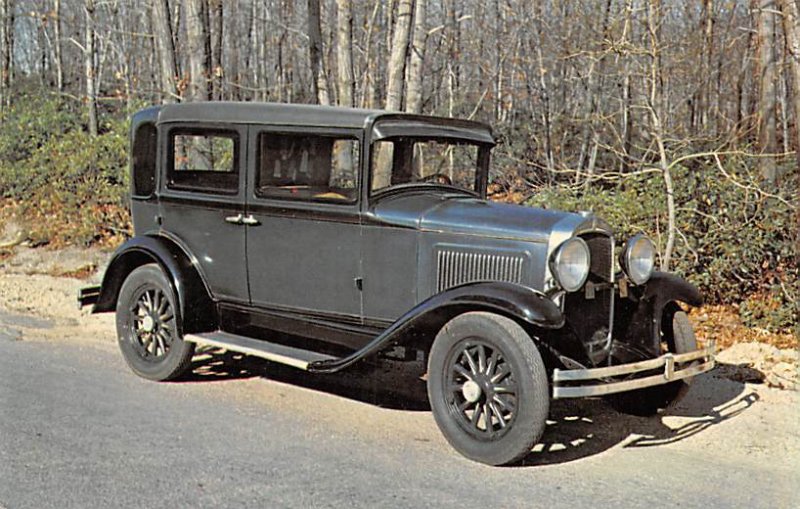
[157,101,383,129]
[146,102,493,143]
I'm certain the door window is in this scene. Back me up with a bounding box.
[168,130,239,193]
[255,133,358,203]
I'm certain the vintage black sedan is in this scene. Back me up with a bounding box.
[79,102,715,465]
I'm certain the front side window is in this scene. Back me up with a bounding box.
[168,131,238,193]
[370,138,481,195]
[256,133,359,203]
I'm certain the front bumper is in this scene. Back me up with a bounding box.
[552,341,716,399]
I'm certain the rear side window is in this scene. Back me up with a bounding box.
[131,123,157,197]
[168,130,239,194]
[255,133,358,203]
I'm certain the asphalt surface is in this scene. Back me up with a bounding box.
[1,332,798,509]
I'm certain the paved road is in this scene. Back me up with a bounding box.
[1,331,797,509]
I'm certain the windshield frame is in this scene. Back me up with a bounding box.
[365,136,491,203]
[361,115,494,209]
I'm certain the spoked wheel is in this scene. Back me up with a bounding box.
[130,287,174,359]
[116,264,194,381]
[428,312,549,465]
[445,340,519,439]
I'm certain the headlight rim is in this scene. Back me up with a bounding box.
[621,234,656,285]
[549,236,591,293]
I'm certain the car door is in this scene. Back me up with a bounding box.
[245,126,363,322]
[158,123,249,303]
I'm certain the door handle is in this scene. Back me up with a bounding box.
[224,213,243,224]
[241,215,260,226]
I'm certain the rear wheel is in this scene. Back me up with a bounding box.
[116,264,195,381]
[607,306,697,416]
[427,312,549,465]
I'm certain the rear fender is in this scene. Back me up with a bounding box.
[93,235,217,334]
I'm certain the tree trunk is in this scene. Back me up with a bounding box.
[755,0,778,182]
[385,0,413,111]
[53,0,63,92]
[307,0,330,105]
[359,2,380,108]
[0,0,13,109]
[184,0,210,101]
[84,0,98,136]
[647,0,676,270]
[405,0,426,114]
[152,0,179,103]
[335,0,354,107]
[0,0,5,110]
[701,0,714,132]
[210,0,223,100]
[779,0,800,170]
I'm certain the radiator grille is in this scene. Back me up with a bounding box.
[436,250,524,292]
[581,233,614,282]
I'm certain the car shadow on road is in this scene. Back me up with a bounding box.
[515,366,761,467]
[181,347,431,411]
[181,349,763,465]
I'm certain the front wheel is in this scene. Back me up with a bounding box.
[116,264,195,381]
[427,312,550,465]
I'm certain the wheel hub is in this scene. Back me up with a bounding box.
[462,380,482,403]
[142,315,155,333]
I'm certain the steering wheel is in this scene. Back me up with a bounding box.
[419,173,452,185]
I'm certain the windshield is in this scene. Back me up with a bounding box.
[370,138,485,195]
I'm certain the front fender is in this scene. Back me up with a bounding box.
[642,271,703,308]
[614,271,702,358]
[309,281,563,373]
[93,235,217,334]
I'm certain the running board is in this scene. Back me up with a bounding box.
[184,331,339,371]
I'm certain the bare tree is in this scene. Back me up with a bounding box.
[53,0,63,92]
[335,0,354,108]
[84,0,98,136]
[755,0,778,182]
[184,0,210,101]
[780,0,800,169]
[386,0,413,111]
[152,0,179,103]
[210,0,223,100]
[0,0,13,109]
[405,0,426,114]
[646,0,676,270]
[308,0,331,105]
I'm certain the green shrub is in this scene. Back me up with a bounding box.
[0,93,80,169]
[524,156,798,334]
[1,97,130,246]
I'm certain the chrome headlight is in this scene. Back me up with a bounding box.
[550,237,590,292]
[621,234,656,285]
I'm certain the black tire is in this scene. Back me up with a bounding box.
[607,307,697,416]
[116,263,195,381]
[427,312,550,465]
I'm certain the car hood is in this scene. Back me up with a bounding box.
[369,193,611,244]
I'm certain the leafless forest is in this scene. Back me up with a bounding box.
[1,0,797,172]
[0,1,797,334]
